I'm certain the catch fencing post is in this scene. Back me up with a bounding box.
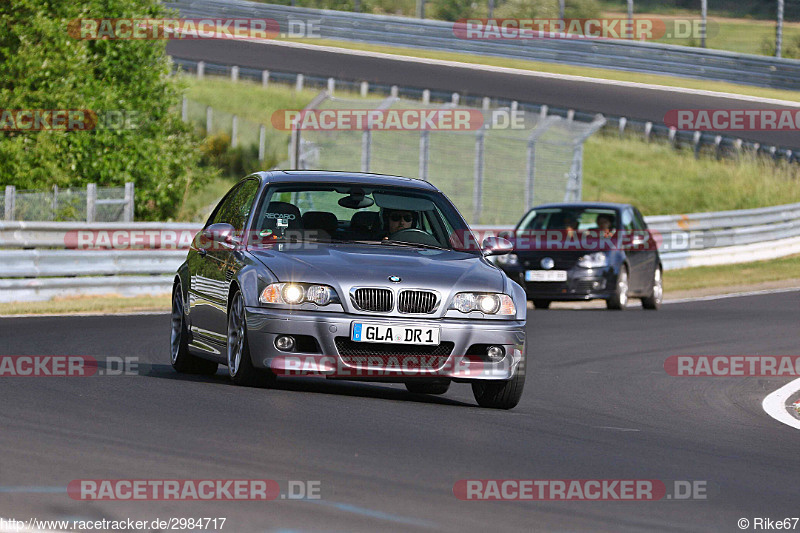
[296,74,304,92]
[123,182,135,222]
[206,106,213,134]
[231,65,239,82]
[472,126,485,224]
[360,81,369,97]
[258,125,266,162]
[422,90,430,104]
[327,77,335,95]
[361,129,372,172]
[262,70,270,87]
[419,130,430,180]
[197,61,205,79]
[4,185,15,221]
[565,114,606,202]
[181,96,188,123]
[524,116,561,211]
[86,183,97,223]
[693,131,702,158]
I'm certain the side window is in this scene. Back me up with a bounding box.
[621,209,635,231]
[632,208,647,230]
[210,179,260,232]
[206,183,242,229]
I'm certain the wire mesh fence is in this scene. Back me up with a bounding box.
[293,95,606,225]
[1,184,134,222]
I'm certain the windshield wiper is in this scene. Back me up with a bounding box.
[379,240,449,251]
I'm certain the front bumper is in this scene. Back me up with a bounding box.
[245,307,526,381]
[504,266,618,301]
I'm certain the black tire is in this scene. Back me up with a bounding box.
[532,299,551,309]
[471,355,526,410]
[606,266,629,311]
[227,290,273,387]
[405,381,451,395]
[171,283,218,375]
[641,266,663,310]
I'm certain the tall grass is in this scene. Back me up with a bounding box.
[583,133,800,215]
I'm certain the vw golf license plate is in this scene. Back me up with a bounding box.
[525,270,568,282]
[351,323,440,345]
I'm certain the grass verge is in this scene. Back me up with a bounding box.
[0,294,171,316]
[664,254,800,293]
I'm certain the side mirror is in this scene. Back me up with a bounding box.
[482,236,514,256]
[202,223,237,246]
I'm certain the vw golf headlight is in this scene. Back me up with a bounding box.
[577,252,608,268]
[494,253,519,267]
[451,293,516,315]
[260,283,338,306]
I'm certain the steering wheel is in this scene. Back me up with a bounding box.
[389,228,442,247]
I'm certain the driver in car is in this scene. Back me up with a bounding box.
[382,209,416,239]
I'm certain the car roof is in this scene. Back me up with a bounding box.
[531,202,633,211]
[255,170,439,191]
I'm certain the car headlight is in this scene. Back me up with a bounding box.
[577,252,608,268]
[451,293,516,315]
[495,253,519,267]
[260,283,338,306]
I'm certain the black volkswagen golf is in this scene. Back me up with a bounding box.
[494,202,662,310]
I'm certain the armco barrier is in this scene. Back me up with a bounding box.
[1,202,799,302]
[165,0,800,91]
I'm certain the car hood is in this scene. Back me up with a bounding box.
[250,243,506,316]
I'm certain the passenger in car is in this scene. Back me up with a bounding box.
[596,213,616,238]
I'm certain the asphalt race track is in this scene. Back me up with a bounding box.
[166,39,800,150]
[1,290,798,531]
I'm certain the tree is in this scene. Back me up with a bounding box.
[0,0,213,220]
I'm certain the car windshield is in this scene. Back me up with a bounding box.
[517,207,619,231]
[249,184,476,251]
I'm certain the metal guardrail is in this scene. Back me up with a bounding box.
[165,0,800,91]
[1,202,799,301]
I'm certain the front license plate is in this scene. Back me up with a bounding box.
[351,323,440,345]
[526,270,568,282]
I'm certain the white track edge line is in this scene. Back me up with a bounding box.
[762,377,800,431]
